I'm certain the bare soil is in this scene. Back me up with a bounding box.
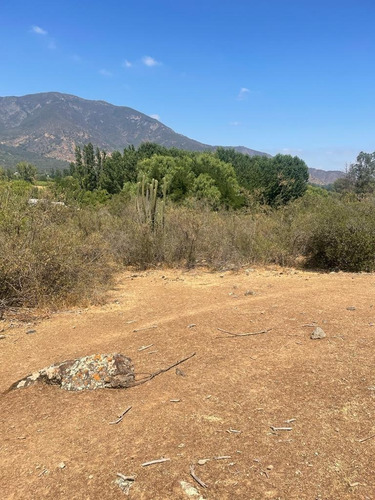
[1,268,375,499]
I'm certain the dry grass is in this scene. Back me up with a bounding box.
[1,182,375,309]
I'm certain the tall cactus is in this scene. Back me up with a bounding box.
[136,175,168,230]
[136,176,159,228]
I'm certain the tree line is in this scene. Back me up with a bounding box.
[61,142,309,208]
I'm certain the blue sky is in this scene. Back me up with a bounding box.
[1,0,375,171]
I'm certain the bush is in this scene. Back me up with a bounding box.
[0,184,113,308]
[303,199,375,271]
[2,177,375,312]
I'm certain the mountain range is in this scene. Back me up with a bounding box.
[0,92,344,184]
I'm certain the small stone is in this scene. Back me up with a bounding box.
[88,474,94,479]
[310,327,326,340]
[346,306,356,311]
[58,462,66,469]
[115,475,134,495]
[180,480,206,499]
[176,368,186,377]
[266,465,274,470]
[244,290,255,296]
[197,459,210,465]
[26,329,36,335]
[0,335,6,339]
[187,324,196,329]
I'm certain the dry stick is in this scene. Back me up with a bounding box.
[130,353,196,387]
[271,426,293,432]
[109,406,132,425]
[116,473,135,481]
[141,458,170,467]
[190,465,208,488]
[133,325,158,333]
[217,328,272,338]
[138,344,154,351]
[359,433,375,443]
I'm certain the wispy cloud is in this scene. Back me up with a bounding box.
[142,55,161,67]
[229,121,241,126]
[99,68,113,77]
[122,59,132,68]
[281,148,303,154]
[31,25,48,35]
[71,54,82,63]
[237,87,250,100]
[150,114,160,121]
[47,40,56,50]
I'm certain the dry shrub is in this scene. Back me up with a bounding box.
[3,182,373,311]
[0,187,113,308]
[302,198,375,271]
[106,201,299,269]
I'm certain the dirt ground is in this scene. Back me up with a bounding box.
[1,267,375,500]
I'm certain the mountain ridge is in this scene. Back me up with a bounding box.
[0,92,345,184]
[0,91,267,162]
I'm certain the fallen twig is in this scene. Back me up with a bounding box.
[130,353,196,387]
[271,426,292,432]
[109,406,132,425]
[133,325,158,333]
[116,473,135,481]
[190,465,208,488]
[214,455,231,460]
[141,458,170,467]
[217,328,271,338]
[138,344,154,351]
[358,433,375,443]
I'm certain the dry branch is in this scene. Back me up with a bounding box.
[141,458,170,467]
[116,473,135,481]
[190,465,208,488]
[130,353,196,387]
[359,433,375,443]
[109,406,132,425]
[217,328,272,338]
[138,344,154,351]
[133,325,158,333]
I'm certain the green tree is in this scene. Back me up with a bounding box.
[216,148,308,206]
[15,162,37,183]
[138,155,194,202]
[192,173,221,208]
[262,154,309,206]
[191,153,243,208]
[347,151,375,194]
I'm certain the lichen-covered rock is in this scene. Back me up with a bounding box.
[7,354,135,392]
[310,327,326,340]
